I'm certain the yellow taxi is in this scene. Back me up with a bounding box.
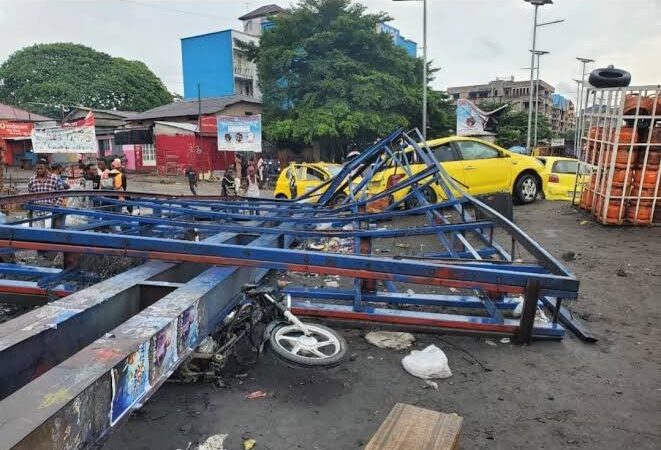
[367,136,547,207]
[537,156,589,201]
[274,162,347,201]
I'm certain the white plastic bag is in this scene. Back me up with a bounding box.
[401,344,452,379]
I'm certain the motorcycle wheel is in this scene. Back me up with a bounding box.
[268,322,348,368]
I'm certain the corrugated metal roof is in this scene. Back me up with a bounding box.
[0,103,52,121]
[128,95,261,121]
[238,4,285,20]
[154,121,199,133]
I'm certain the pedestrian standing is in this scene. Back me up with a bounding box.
[27,159,61,230]
[185,166,198,196]
[246,164,260,198]
[221,167,237,197]
[234,154,243,194]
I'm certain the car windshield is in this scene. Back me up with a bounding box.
[552,160,587,175]
[325,166,343,176]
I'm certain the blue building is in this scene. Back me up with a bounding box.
[181,29,260,100]
[376,23,418,58]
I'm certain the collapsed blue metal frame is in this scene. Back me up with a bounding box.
[0,129,581,343]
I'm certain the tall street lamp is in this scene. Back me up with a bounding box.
[394,0,427,140]
[532,50,549,146]
[572,57,594,156]
[523,0,561,151]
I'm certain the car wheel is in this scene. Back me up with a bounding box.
[514,173,539,204]
[405,186,437,209]
[275,194,288,199]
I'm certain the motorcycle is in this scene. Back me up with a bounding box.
[174,285,348,382]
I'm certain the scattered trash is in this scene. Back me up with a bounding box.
[394,243,410,249]
[406,289,415,295]
[485,340,497,347]
[401,345,452,379]
[246,390,268,400]
[500,337,511,344]
[449,287,458,293]
[615,266,628,277]
[423,380,439,390]
[243,439,257,450]
[535,309,550,323]
[365,331,415,350]
[315,222,333,231]
[579,220,589,225]
[197,434,229,450]
[307,242,326,251]
[561,251,576,262]
[325,280,339,288]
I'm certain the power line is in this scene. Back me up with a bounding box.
[115,0,235,24]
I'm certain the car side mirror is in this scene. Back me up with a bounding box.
[500,152,511,158]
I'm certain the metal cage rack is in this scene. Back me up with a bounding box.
[574,85,661,225]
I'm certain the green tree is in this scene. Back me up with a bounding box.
[245,0,453,156]
[476,100,551,148]
[0,43,172,116]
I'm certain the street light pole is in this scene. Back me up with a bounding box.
[422,0,427,141]
[574,57,595,156]
[532,50,549,146]
[393,0,427,140]
[523,0,557,151]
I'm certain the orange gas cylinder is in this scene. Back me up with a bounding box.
[625,202,653,224]
[603,147,635,168]
[633,168,659,188]
[580,187,594,210]
[611,168,632,186]
[595,187,626,224]
[588,126,604,150]
[629,187,656,206]
[623,94,655,116]
[635,151,661,169]
[612,126,637,145]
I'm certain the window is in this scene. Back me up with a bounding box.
[142,144,156,166]
[456,141,500,160]
[305,167,325,181]
[430,144,458,162]
[552,160,588,175]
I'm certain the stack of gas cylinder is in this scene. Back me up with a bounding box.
[579,92,660,225]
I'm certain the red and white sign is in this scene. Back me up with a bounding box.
[32,112,97,154]
[0,121,33,138]
[199,115,217,134]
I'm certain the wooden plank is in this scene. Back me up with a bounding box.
[364,403,462,450]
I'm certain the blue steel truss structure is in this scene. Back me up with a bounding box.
[0,129,586,343]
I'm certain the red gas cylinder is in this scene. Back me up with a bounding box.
[626,202,653,224]
[623,94,655,116]
[595,187,626,224]
[633,168,659,188]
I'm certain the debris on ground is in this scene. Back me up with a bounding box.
[616,266,628,277]
[561,251,576,262]
[500,338,511,344]
[394,243,410,249]
[243,438,257,450]
[365,331,415,350]
[325,280,339,288]
[197,434,229,450]
[423,380,439,390]
[485,340,497,347]
[401,345,452,379]
[197,337,218,354]
[246,390,268,400]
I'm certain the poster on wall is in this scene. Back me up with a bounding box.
[148,321,178,384]
[217,115,262,153]
[31,112,97,153]
[110,341,150,424]
[177,302,199,354]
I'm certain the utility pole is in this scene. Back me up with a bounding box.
[532,50,549,146]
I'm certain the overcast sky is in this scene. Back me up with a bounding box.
[1,0,660,103]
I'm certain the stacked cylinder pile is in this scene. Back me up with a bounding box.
[578,89,660,225]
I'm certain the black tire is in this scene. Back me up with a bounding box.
[404,186,437,210]
[588,66,631,88]
[275,193,288,200]
[268,322,348,368]
[513,172,539,204]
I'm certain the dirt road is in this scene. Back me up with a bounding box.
[98,199,660,450]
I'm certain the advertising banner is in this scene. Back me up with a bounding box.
[217,115,262,153]
[31,112,97,153]
[456,99,488,136]
[0,121,33,138]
